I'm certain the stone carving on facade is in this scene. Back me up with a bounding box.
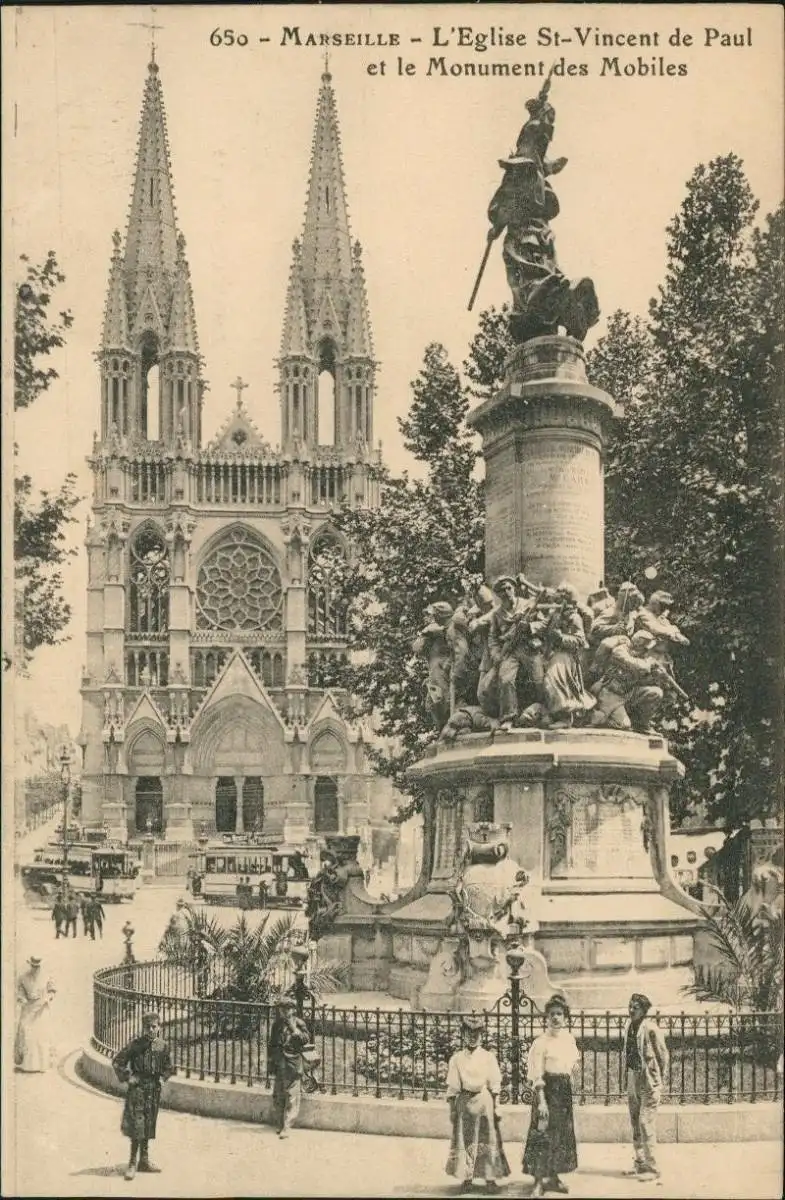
[99,514,131,581]
[480,72,600,344]
[281,517,311,584]
[447,823,525,984]
[305,835,364,941]
[103,690,125,738]
[165,513,195,547]
[286,663,307,687]
[417,573,690,739]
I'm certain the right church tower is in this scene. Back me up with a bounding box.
[279,65,377,459]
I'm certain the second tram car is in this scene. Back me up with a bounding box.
[189,835,315,908]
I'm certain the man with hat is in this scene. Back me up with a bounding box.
[267,996,312,1138]
[478,576,545,727]
[589,629,667,734]
[112,1011,175,1180]
[15,955,56,1072]
[623,993,669,1182]
[634,591,690,672]
[444,1012,510,1193]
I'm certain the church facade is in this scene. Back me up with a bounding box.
[78,58,399,855]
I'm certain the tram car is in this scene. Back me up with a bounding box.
[20,842,140,904]
[190,835,316,908]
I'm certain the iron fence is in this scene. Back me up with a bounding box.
[92,961,783,1105]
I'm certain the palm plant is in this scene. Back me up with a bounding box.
[684,888,783,1071]
[157,904,347,1004]
[157,903,227,996]
[685,888,783,1014]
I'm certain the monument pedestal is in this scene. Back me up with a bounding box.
[407,728,701,1010]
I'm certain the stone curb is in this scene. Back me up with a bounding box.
[78,1042,781,1142]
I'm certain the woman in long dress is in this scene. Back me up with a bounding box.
[542,585,596,728]
[445,1013,510,1193]
[15,956,56,1072]
[522,993,580,1197]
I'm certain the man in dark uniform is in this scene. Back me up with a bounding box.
[267,997,311,1138]
[113,1011,175,1180]
[51,895,66,938]
[64,891,79,938]
[80,894,95,939]
[88,892,106,939]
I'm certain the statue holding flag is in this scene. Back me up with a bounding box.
[469,71,600,344]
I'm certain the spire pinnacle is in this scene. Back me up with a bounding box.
[299,67,353,313]
[123,51,179,314]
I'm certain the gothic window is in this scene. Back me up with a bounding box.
[196,528,283,632]
[129,526,170,634]
[307,531,347,637]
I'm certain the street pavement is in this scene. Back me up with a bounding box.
[8,876,784,1199]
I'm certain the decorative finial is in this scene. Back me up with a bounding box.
[176,232,186,257]
[353,240,363,262]
[128,7,163,70]
[323,51,331,80]
[231,376,249,408]
[112,229,122,254]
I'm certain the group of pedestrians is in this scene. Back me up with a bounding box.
[444,991,669,1195]
[52,888,105,939]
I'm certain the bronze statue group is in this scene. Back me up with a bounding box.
[444,991,669,1196]
[415,574,690,743]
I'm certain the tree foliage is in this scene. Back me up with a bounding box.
[15,251,74,410]
[13,252,80,672]
[592,157,784,827]
[14,472,80,670]
[331,344,484,813]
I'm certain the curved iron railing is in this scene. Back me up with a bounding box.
[92,961,783,1105]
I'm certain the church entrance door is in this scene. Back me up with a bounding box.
[135,777,164,835]
[215,777,238,833]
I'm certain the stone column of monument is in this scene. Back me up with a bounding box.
[389,77,703,1011]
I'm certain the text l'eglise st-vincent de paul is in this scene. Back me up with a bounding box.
[277,25,753,51]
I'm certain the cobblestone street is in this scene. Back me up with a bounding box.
[8,870,783,1198]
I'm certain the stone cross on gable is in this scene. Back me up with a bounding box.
[231,376,249,408]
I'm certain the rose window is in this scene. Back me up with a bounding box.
[196,528,283,631]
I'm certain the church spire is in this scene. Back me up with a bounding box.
[124,58,179,318]
[98,56,203,448]
[278,68,376,454]
[299,65,354,316]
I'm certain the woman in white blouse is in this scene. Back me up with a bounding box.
[445,1013,511,1193]
[522,993,579,1196]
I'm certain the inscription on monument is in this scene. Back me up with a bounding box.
[548,784,651,879]
[520,440,603,591]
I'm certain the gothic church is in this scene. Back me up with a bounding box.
[78,57,398,857]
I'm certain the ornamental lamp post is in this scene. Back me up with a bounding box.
[290,944,311,1019]
[58,744,72,885]
[505,943,528,1106]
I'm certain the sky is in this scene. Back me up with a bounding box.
[4,3,784,737]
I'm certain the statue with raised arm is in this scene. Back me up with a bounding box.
[478,72,600,344]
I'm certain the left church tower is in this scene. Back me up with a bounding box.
[80,57,205,842]
[100,57,203,448]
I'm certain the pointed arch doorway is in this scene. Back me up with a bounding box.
[135,777,164,835]
[215,777,237,833]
